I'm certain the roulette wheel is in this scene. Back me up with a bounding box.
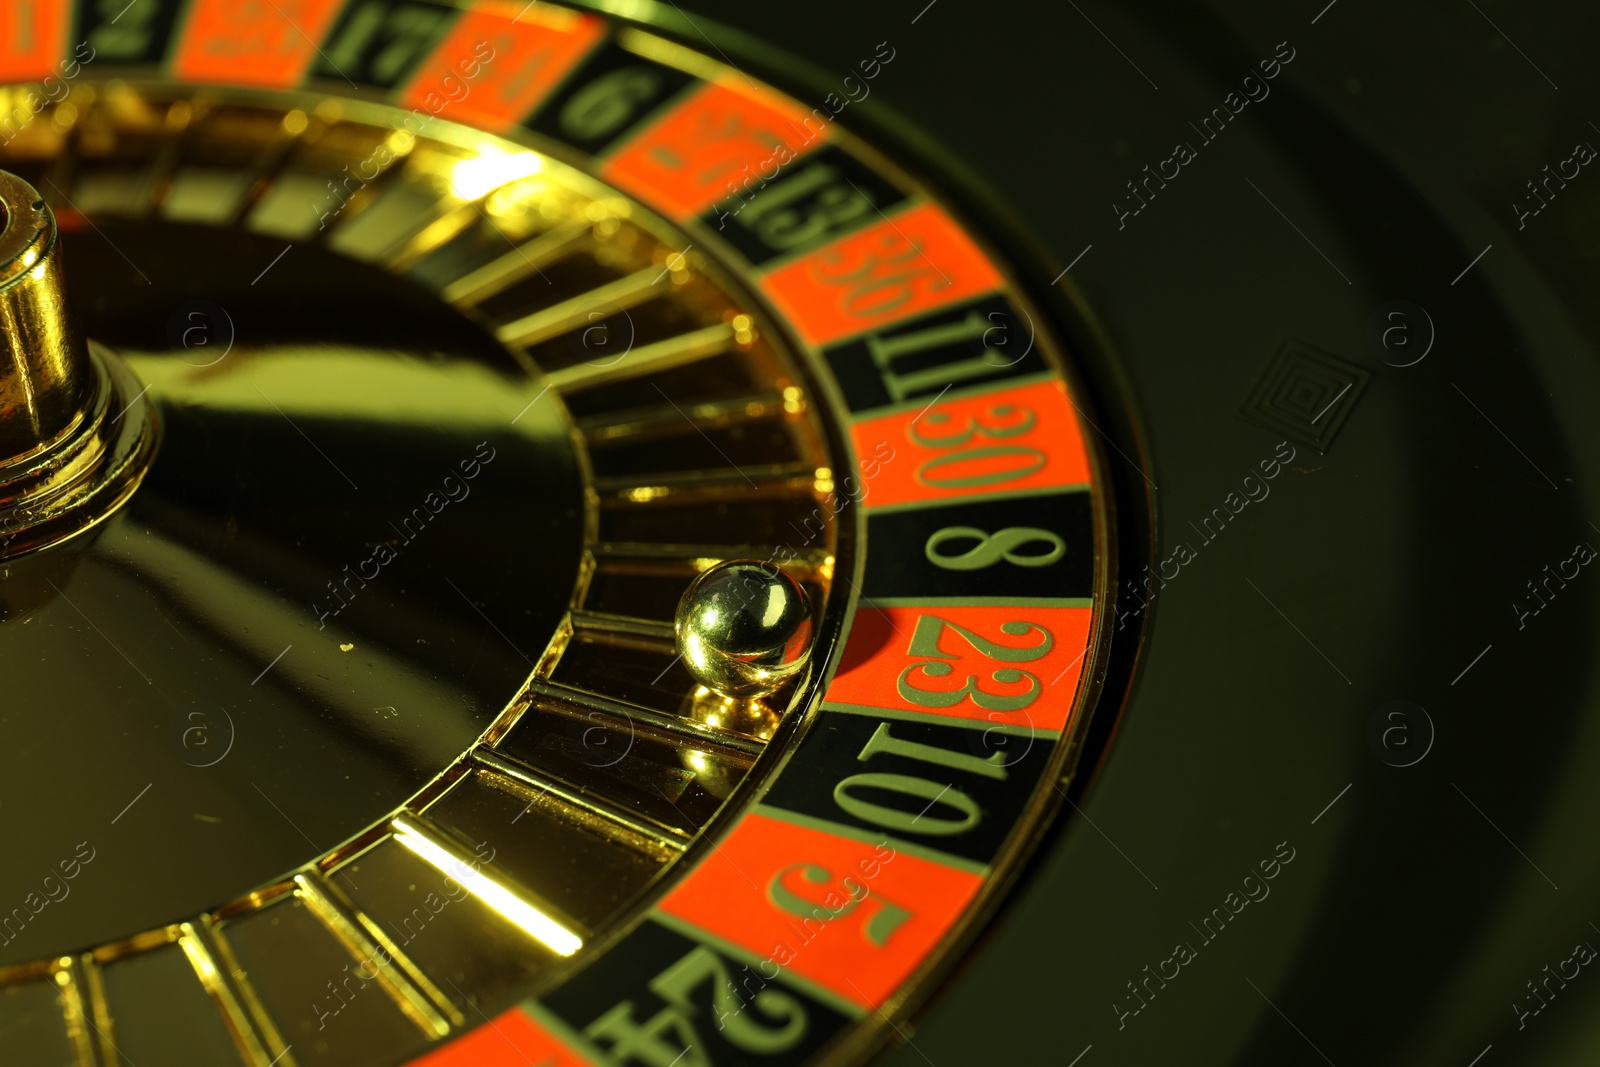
[0,1,1597,1066]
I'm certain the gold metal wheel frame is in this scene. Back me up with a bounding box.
[0,6,1114,1067]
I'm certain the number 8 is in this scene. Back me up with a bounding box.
[926,526,1065,571]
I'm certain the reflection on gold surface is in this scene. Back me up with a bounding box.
[0,171,156,558]
[683,685,785,742]
[449,149,542,201]
[175,924,278,1066]
[391,818,582,958]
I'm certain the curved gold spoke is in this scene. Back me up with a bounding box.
[595,461,818,499]
[523,678,764,762]
[495,266,663,348]
[547,322,736,393]
[473,749,691,853]
[177,921,285,1067]
[441,218,592,307]
[225,120,316,228]
[578,390,785,443]
[308,155,408,243]
[292,871,461,1036]
[382,201,481,272]
[593,541,833,577]
[569,609,677,649]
